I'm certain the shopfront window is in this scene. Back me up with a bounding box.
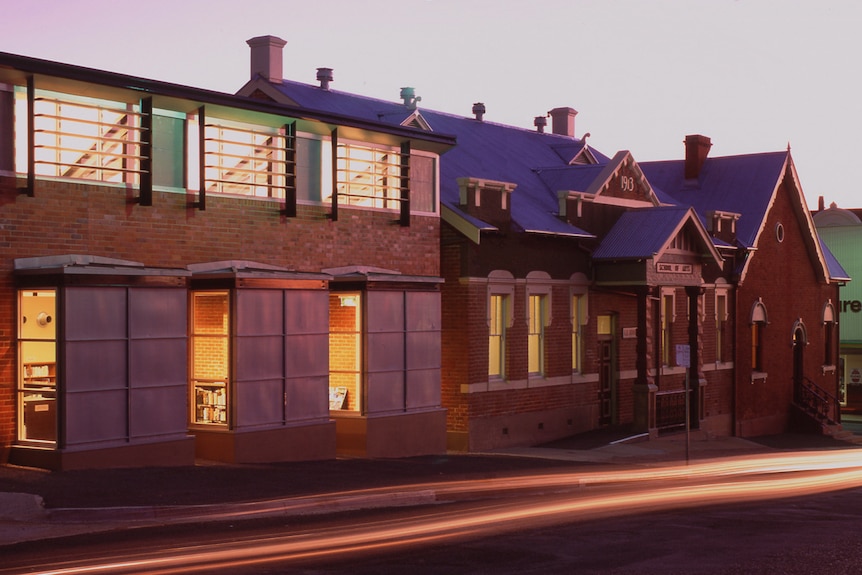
[191,291,230,425]
[18,290,57,444]
[329,292,362,412]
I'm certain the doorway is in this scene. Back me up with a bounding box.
[597,314,617,426]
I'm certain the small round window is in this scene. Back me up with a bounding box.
[775,222,785,243]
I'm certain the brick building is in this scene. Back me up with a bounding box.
[0,38,846,469]
[0,49,453,469]
[243,37,846,450]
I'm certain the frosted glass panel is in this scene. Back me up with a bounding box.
[66,287,127,340]
[237,290,284,336]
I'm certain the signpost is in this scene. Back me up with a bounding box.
[676,344,691,464]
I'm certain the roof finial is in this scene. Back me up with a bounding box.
[787,141,791,152]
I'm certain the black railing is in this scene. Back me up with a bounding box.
[656,390,687,429]
[794,376,840,426]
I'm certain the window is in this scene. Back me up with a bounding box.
[661,290,675,366]
[151,110,185,189]
[201,118,288,198]
[410,153,436,213]
[296,136,323,202]
[528,294,546,376]
[751,322,763,371]
[715,292,728,362]
[489,294,507,379]
[750,299,768,373]
[18,290,57,444]
[329,292,362,412]
[823,302,836,366]
[16,88,144,184]
[335,141,404,210]
[191,291,230,426]
[572,294,583,372]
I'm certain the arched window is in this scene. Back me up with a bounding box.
[823,301,836,367]
[750,299,768,372]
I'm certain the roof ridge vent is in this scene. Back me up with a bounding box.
[316,67,333,90]
[400,87,421,110]
[534,115,547,133]
[472,102,486,121]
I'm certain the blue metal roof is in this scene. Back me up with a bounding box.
[266,79,605,238]
[639,152,788,248]
[262,78,818,271]
[592,206,694,260]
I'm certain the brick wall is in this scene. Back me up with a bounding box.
[0,175,440,456]
[734,176,839,431]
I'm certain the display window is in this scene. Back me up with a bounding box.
[191,291,230,425]
[18,289,57,444]
[329,292,362,412]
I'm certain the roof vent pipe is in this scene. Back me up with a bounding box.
[472,102,486,121]
[534,116,547,133]
[316,67,333,90]
[400,87,421,110]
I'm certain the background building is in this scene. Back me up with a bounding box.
[814,202,861,412]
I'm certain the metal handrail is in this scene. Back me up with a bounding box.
[795,376,840,426]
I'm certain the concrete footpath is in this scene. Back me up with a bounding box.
[2,427,861,547]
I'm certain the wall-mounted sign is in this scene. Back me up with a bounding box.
[622,327,637,339]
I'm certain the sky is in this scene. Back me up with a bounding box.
[1,0,859,210]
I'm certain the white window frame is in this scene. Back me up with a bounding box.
[526,272,553,378]
[660,287,676,366]
[488,271,515,381]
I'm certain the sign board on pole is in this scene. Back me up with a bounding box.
[675,344,690,368]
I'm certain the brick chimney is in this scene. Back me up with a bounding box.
[684,134,712,180]
[247,35,287,83]
[549,107,577,137]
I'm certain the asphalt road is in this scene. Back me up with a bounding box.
[4,464,862,574]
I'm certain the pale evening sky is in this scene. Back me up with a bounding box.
[1,0,859,210]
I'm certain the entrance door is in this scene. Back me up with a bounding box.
[598,340,612,425]
[597,314,616,426]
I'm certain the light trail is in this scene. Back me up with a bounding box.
[8,449,862,575]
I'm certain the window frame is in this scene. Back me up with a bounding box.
[823,301,837,369]
[528,293,546,376]
[190,290,232,427]
[328,291,364,414]
[17,289,58,445]
[487,271,515,381]
[715,289,729,364]
[660,288,676,367]
[750,299,768,376]
[15,85,147,191]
